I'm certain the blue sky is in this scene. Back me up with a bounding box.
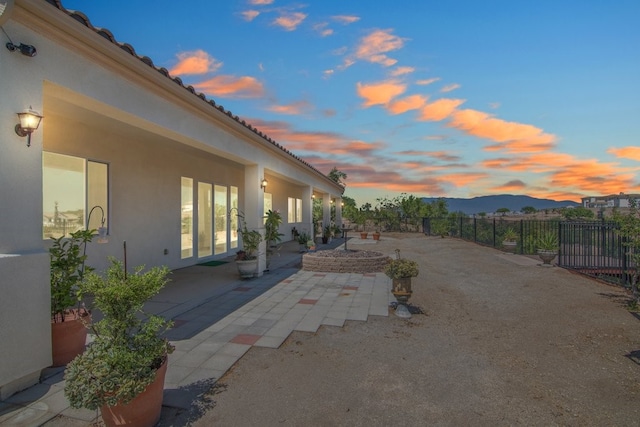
[61,0,640,204]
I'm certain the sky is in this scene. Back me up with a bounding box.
[61,0,640,205]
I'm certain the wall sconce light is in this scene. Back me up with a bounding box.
[260,178,268,191]
[6,41,36,57]
[312,194,316,199]
[15,106,43,147]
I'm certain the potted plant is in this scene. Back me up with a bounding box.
[322,225,331,244]
[501,227,518,253]
[536,231,559,265]
[297,231,310,252]
[49,229,95,366]
[384,250,419,303]
[264,210,284,271]
[64,258,174,427]
[236,214,263,279]
[372,229,381,241]
[307,239,316,251]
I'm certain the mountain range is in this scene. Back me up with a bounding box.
[422,195,580,215]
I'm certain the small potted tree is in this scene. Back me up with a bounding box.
[264,210,284,271]
[49,229,95,366]
[536,231,559,266]
[384,250,419,304]
[64,257,174,427]
[236,213,263,278]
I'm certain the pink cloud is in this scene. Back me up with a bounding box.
[273,12,307,31]
[440,83,461,93]
[390,66,415,77]
[419,98,466,121]
[355,29,407,67]
[193,75,264,98]
[356,80,406,107]
[169,50,221,76]
[332,15,360,24]
[241,10,260,21]
[249,0,273,4]
[416,77,440,86]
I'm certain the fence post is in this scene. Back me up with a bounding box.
[493,218,496,248]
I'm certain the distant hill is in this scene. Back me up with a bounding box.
[422,195,580,215]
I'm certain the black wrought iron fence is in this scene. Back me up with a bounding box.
[423,217,635,286]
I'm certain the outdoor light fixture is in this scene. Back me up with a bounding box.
[6,41,36,57]
[15,107,43,147]
[260,178,268,191]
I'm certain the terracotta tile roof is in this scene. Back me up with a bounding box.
[43,0,343,191]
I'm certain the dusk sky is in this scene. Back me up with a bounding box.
[62,0,639,205]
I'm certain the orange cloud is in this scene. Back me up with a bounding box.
[441,83,461,93]
[250,0,273,4]
[273,12,307,31]
[332,15,360,24]
[438,172,490,188]
[193,75,264,98]
[448,109,556,153]
[356,80,406,107]
[419,98,465,121]
[608,147,640,161]
[387,94,427,115]
[355,29,407,67]
[245,118,385,158]
[241,10,260,21]
[169,50,221,76]
[267,100,313,115]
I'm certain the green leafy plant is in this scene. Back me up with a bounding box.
[384,251,419,279]
[536,232,559,251]
[236,212,263,260]
[264,209,284,248]
[64,258,174,410]
[297,231,311,245]
[50,229,95,322]
[502,227,518,243]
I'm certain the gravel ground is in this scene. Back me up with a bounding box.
[173,233,640,426]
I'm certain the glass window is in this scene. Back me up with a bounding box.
[296,198,303,222]
[288,197,295,223]
[181,177,193,259]
[43,152,108,239]
[198,182,212,258]
[230,186,238,249]
[214,185,227,255]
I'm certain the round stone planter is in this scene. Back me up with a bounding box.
[537,249,557,266]
[302,250,390,273]
[236,259,258,278]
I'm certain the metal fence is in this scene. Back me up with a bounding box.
[423,217,635,286]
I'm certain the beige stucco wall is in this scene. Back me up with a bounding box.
[0,0,342,395]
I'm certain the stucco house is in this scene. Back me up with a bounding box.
[581,193,640,210]
[0,0,343,398]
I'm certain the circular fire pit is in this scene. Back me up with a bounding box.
[302,249,390,274]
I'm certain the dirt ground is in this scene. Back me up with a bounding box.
[183,234,640,426]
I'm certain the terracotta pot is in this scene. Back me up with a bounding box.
[51,309,90,367]
[101,359,168,427]
[372,232,381,241]
[360,232,368,239]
